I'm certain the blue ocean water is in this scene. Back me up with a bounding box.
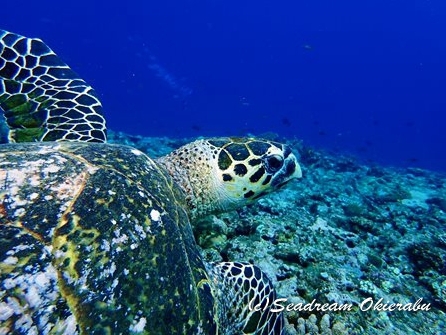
[3,0,446,170]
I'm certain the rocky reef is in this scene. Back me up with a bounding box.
[109,131,446,334]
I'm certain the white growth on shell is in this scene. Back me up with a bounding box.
[134,224,147,239]
[86,165,98,174]
[3,256,18,265]
[1,262,59,322]
[50,173,85,201]
[42,164,60,174]
[0,302,14,321]
[100,262,117,278]
[6,244,32,255]
[131,148,143,156]
[111,228,128,252]
[101,240,111,252]
[13,208,25,218]
[29,175,40,187]
[37,144,61,154]
[129,317,147,333]
[150,209,160,222]
[63,315,78,334]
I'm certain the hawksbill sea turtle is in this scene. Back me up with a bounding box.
[0,30,302,334]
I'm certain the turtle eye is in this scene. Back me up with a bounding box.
[263,154,284,173]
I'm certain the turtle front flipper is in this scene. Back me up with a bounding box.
[209,262,284,335]
[0,30,106,143]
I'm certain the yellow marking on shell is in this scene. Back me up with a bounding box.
[52,213,102,330]
[196,278,212,289]
[0,251,33,275]
[53,214,82,280]
[148,235,156,246]
[1,219,45,244]
[50,170,90,221]
[49,168,92,325]
[96,198,108,206]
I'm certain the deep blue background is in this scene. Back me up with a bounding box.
[3,0,446,170]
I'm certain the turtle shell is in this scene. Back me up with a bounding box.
[0,142,216,334]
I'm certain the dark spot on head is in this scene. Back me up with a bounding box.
[249,167,265,183]
[247,141,271,156]
[244,190,255,198]
[222,173,233,181]
[248,158,261,166]
[226,143,250,161]
[218,150,232,170]
[234,164,248,176]
[262,174,272,185]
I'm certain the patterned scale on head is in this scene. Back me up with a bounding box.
[0,29,302,334]
[157,137,302,220]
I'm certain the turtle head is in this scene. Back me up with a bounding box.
[157,137,302,220]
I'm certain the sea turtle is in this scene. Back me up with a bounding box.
[0,30,302,334]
